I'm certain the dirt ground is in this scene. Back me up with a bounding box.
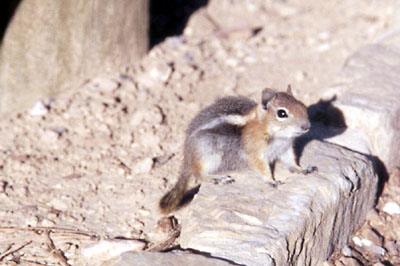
[0,0,400,265]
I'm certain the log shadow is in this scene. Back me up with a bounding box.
[295,96,388,202]
[294,96,347,163]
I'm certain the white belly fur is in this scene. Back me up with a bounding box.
[263,138,292,163]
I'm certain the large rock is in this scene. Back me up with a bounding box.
[102,251,235,266]
[0,0,148,113]
[321,31,400,170]
[179,140,378,266]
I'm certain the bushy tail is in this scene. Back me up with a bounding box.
[159,172,190,214]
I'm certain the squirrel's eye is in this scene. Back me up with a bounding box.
[277,109,288,118]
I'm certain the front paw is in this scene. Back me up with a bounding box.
[288,166,302,174]
[302,165,318,175]
[269,180,285,188]
[289,165,318,175]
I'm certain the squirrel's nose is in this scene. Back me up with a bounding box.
[301,121,311,132]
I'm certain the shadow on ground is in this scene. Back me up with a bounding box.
[0,0,21,44]
[296,96,388,204]
[150,0,209,47]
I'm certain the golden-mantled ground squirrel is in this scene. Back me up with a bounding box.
[159,86,317,214]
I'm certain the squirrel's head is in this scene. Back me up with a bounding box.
[259,85,310,138]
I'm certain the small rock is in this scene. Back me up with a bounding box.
[91,77,120,92]
[137,207,150,216]
[153,154,173,166]
[48,198,68,212]
[51,126,68,136]
[40,130,59,144]
[353,235,386,260]
[132,158,153,174]
[149,64,171,82]
[29,101,48,116]
[118,168,126,175]
[130,111,146,127]
[130,108,163,127]
[382,201,400,215]
[137,132,161,149]
[318,31,330,41]
[81,239,145,261]
[165,37,184,49]
[337,257,362,266]
[318,43,331,52]
[137,61,172,87]
[367,244,386,256]
[244,55,257,64]
[275,4,299,17]
[225,58,239,67]
[24,216,38,227]
[295,70,307,81]
[353,236,371,247]
[41,218,55,227]
[341,245,353,257]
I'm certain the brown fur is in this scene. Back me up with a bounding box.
[241,108,274,180]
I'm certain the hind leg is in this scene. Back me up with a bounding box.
[191,136,223,174]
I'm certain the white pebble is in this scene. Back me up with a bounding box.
[244,56,257,64]
[29,101,48,116]
[317,43,331,52]
[132,158,153,174]
[41,218,55,227]
[48,198,68,211]
[353,236,378,248]
[150,64,172,82]
[352,236,362,247]
[81,239,145,260]
[368,244,386,256]
[138,208,150,216]
[318,31,330,41]
[341,245,352,257]
[383,201,400,215]
[361,238,372,247]
[226,58,239,67]
[295,71,307,81]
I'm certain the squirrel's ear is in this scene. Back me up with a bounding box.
[286,84,293,96]
[261,88,276,109]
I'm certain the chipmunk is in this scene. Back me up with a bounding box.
[159,85,317,214]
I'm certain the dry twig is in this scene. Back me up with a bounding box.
[0,240,32,261]
[145,224,181,252]
[0,226,98,239]
[46,230,71,266]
